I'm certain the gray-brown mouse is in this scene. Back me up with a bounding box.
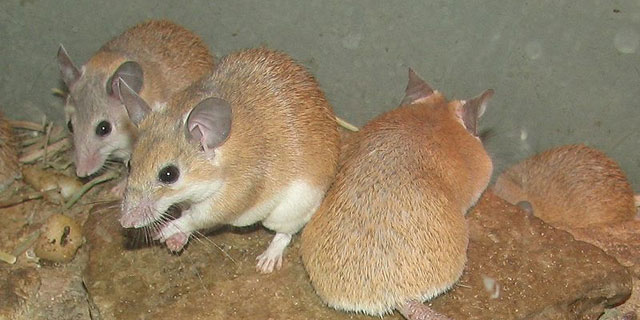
[57,19,214,181]
[301,69,494,319]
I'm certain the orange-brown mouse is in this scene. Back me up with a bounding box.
[57,19,214,179]
[118,48,340,273]
[493,144,637,229]
[301,69,494,319]
[0,111,20,191]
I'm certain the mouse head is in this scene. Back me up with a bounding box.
[117,79,232,228]
[57,45,144,177]
[399,68,494,204]
[401,68,492,138]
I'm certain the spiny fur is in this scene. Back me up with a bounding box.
[301,89,493,316]
[493,144,635,228]
[96,19,214,93]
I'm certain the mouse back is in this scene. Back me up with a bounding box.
[301,69,493,316]
[493,144,635,228]
[57,19,214,177]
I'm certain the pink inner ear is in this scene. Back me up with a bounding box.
[401,68,434,105]
[189,125,204,143]
[189,124,210,151]
[109,78,121,100]
[455,103,465,120]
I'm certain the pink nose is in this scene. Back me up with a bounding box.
[120,197,156,228]
[119,213,138,228]
[75,153,102,177]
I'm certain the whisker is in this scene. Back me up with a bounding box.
[189,230,239,266]
[177,241,210,293]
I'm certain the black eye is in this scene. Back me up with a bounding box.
[96,121,112,136]
[158,165,180,184]
[126,160,132,174]
[67,121,73,133]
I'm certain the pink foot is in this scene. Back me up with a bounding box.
[398,300,451,320]
[256,233,291,273]
[165,232,189,252]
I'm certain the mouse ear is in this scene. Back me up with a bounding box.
[185,97,232,151]
[108,61,143,98]
[401,68,434,105]
[57,44,81,88]
[117,78,151,126]
[459,89,493,136]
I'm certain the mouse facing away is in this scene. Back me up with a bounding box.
[118,48,340,273]
[57,19,214,180]
[493,144,637,229]
[301,70,494,319]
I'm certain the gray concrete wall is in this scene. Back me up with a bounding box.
[1,0,639,189]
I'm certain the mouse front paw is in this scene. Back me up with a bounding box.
[154,223,191,252]
[165,233,189,252]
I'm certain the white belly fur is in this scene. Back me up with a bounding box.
[229,180,324,235]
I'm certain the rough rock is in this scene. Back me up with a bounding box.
[571,220,640,281]
[0,267,41,320]
[82,191,632,320]
[572,220,640,319]
[430,191,632,319]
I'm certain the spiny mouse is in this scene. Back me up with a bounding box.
[493,144,636,229]
[301,69,494,319]
[57,19,214,185]
[118,47,340,273]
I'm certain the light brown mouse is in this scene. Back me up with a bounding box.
[57,19,214,180]
[0,111,20,191]
[300,69,494,319]
[493,144,637,229]
[118,48,340,273]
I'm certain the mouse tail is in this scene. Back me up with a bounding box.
[397,300,452,320]
[335,116,359,132]
[516,200,534,216]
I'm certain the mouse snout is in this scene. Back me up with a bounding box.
[120,194,157,228]
[75,149,104,177]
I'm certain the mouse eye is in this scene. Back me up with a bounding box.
[67,121,73,133]
[96,121,112,137]
[158,165,180,184]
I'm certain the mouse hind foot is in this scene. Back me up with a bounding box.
[256,180,325,273]
[397,300,452,320]
[256,232,292,273]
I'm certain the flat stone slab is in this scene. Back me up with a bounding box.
[82,190,632,320]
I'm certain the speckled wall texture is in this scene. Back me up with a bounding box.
[1,1,638,188]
